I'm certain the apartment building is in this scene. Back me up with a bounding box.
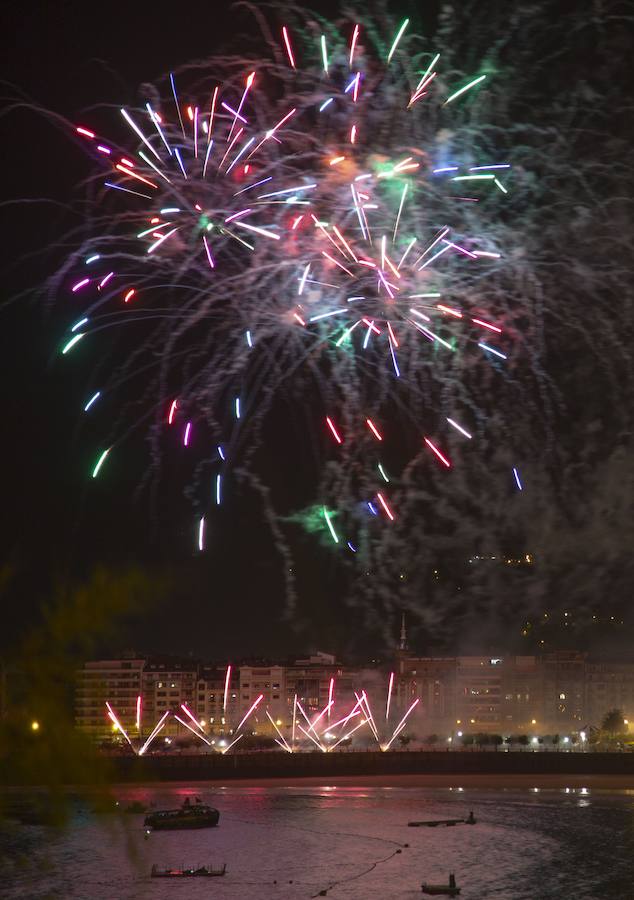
[585,661,634,725]
[396,657,456,728]
[540,651,587,729]
[195,665,240,735]
[75,651,634,744]
[238,663,287,730]
[456,657,503,729]
[75,658,144,740]
[499,655,543,730]
[141,658,198,737]
[285,652,348,716]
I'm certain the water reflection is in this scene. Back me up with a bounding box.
[3,784,634,899]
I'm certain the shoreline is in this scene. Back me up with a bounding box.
[3,774,634,793]
[187,773,634,790]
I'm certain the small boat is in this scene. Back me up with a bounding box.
[409,818,464,828]
[151,863,226,878]
[144,801,219,830]
[422,873,461,895]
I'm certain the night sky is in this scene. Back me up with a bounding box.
[1,1,632,663]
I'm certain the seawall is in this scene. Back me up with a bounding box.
[110,750,634,782]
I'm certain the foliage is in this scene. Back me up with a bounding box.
[601,708,625,734]
[0,567,163,805]
[506,733,530,746]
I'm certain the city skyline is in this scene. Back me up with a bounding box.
[69,646,634,746]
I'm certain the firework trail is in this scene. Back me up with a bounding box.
[265,673,420,751]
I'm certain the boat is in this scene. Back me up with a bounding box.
[409,818,464,828]
[144,801,220,830]
[409,811,476,827]
[151,863,226,878]
[421,873,461,895]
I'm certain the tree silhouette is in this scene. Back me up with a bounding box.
[601,708,625,735]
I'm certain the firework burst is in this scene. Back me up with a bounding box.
[51,7,545,635]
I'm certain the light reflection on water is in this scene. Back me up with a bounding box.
[2,783,633,899]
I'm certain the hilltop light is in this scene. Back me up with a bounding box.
[31,721,40,732]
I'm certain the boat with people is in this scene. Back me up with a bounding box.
[144,797,220,830]
[151,863,226,878]
[421,873,461,895]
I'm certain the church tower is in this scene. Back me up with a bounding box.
[399,612,408,651]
